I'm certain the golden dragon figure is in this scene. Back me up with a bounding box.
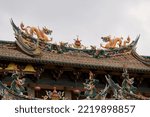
[100,35,131,49]
[20,22,53,42]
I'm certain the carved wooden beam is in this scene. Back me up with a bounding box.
[73,71,81,82]
[51,70,63,81]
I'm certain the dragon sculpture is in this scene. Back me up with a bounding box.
[82,69,149,100]
[0,72,26,100]
[83,71,99,99]
[101,35,131,49]
[104,68,150,100]
[20,22,53,42]
[10,72,26,95]
[121,68,137,95]
[0,69,149,100]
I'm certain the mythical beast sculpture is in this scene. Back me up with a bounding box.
[10,72,26,95]
[20,22,53,42]
[0,72,26,100]
[101,35,131,49]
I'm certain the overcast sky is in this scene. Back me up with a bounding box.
[0,0,150,55]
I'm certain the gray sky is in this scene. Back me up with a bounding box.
[0,0,150,55]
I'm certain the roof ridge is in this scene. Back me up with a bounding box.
[132,50,150,66]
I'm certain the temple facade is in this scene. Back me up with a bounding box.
[0,20,150,100]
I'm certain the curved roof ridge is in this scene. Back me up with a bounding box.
[131,49,150,66]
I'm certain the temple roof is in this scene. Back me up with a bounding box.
[0,40,150,73]
[0,20,150,73]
